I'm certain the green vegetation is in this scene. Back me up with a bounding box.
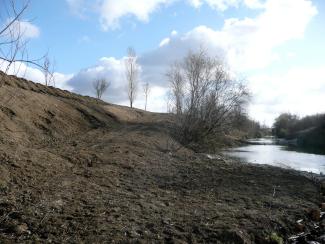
[273,113,325,151]
[268,232,283,244]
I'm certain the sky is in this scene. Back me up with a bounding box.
[1,0,325,126]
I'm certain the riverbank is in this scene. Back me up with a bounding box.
[2,137,323,243]
[0,73,324,243]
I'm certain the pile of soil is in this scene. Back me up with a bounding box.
[0,72,322,243]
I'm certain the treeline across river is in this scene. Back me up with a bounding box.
[273,113,325,152]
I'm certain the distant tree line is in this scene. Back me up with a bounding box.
[232,112,270,139]
[273,113,325,139]
[273,113,325,150]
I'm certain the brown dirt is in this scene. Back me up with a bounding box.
[0,72,321,243]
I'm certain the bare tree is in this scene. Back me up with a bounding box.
[166,62,184,115]
[165,92,173,113]
[143,82,150,111]
[125,47,139,108]
[43,54,55,86]
[0,0,44,80]
[93,78,110,100]
[168,49,250,148]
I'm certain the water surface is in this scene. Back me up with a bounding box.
[223,138,325,174]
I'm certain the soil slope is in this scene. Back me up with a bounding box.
[0,72,322,243]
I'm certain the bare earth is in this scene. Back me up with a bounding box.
[0,72,323,243]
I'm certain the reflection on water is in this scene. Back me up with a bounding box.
[223,138,325,174]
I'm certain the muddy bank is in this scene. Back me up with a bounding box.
[0,73,323,243]
[1,124,322,243]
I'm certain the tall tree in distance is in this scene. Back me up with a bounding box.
[143,82,150,111]
[93,78,110,100]
[43,54,55,86]
[166,62,184,115]
[125,47,139,108]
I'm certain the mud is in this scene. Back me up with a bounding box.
[0,72,322,243]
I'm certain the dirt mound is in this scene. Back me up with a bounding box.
[0,71,119,145]
[0,72,321,243]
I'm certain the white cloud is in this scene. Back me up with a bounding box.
[98,0,175,30]
[189,0,241,11]
[2,20,40,40]
[67,0,267,30]
[159,30,178,47]
[167,0,317,71]
[188,0,203,8]
[159,37,170,47]
[249,66,325,126]
[53,73,74,90]
[171,30,178,36]
[67,57,128,103]
[188,0,265,10]
[17,21,40,39]
[66,56,168,111]
[132,85,168,112]
[67,0,175,30]
[243,0,265,9]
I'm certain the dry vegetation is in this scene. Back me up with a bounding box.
[167,50,250,151]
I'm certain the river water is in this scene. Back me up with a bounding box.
[223,138,325,174]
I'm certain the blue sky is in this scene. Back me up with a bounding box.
[2,0,325,125]
[26,0,246,72]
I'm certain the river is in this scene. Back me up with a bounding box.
[223,137,325,174]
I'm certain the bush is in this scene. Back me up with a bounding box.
[167,49,250,150]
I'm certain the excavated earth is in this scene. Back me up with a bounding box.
[0,71,323,243]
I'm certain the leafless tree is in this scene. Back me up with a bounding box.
[165,92,173,113]
[167,49,250,147]
[166,62,184,115]
[125,47,139,108]
[93,78,110,100]
[43,54,55,86]
[0,0,44,81]
[143,82,150,111]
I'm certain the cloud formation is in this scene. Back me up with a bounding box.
[249,66,325,125]
[185,0,317,71]
[66,0,269,30]
[16,21,40,39]
[188,0,249,10]
[2,20,40,40]
[99,0,174,30]
[66,0,317,71]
